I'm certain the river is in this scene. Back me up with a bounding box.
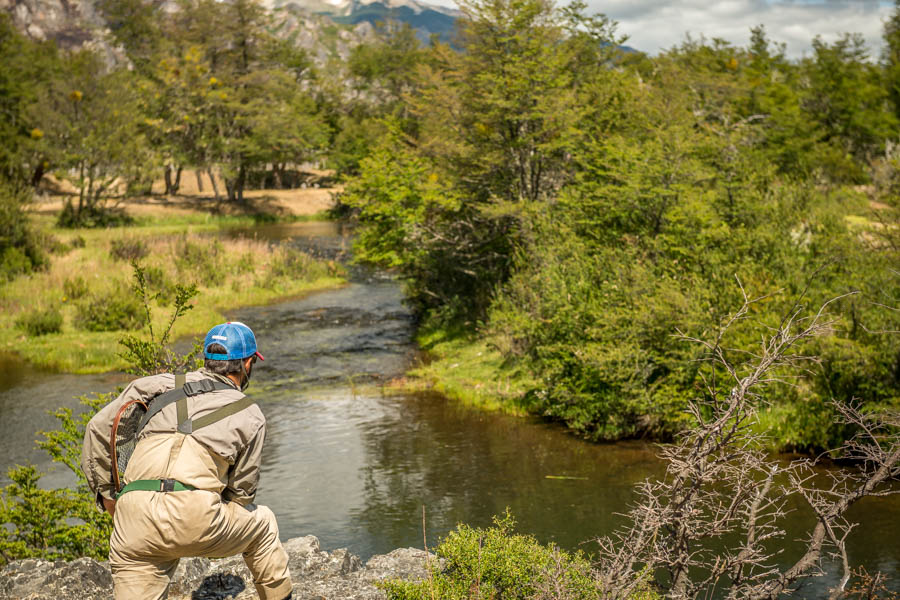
[1,221,898,595]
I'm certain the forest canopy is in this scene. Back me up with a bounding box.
[341,0,900,451]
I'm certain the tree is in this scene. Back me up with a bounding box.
[0,13,61,189]
[415,0,623,205]
[33,51,152,227]
[159,0,327,202]
[802,34,896,182]
[348,0,627,318]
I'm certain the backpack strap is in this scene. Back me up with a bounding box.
[177,395,256,434]
[137,377,238,434]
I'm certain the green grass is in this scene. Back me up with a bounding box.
[398,322,537,415]
[0,216,346,373]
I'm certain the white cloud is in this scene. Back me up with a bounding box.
[428,0,895,59]
[595,0,893,59]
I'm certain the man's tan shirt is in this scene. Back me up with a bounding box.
[81,368,266,506]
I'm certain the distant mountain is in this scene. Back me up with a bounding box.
[264,0,460,43]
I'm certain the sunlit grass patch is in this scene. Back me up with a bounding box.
[396,322,536,415]
[0,219,346,373]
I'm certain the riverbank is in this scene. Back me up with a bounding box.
[396,322,535,415]
[2,191,346,373]
[0,535,431,600]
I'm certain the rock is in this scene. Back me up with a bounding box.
[0,536,433,600]
[0,557,113,600]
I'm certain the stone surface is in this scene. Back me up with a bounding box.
[0,536,432,600]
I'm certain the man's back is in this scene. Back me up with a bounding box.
[80,322,292,600]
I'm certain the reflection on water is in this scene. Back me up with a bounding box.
[256,387,662,558]
[0,352,129,489]
[1,221,897,596]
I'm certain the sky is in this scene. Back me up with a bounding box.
[599,0,893,59]
[431,0,895,59]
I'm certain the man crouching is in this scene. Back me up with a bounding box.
[81,322,292,600]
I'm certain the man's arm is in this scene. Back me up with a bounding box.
[223,420,266,507]
[80,375,171,511]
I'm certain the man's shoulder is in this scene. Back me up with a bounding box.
[125,372,177,398]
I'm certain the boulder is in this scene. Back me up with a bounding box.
[0,536,433,600]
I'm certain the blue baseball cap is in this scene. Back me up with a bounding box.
[203,322,265,361]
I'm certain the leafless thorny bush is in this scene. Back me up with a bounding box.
[594,282,900,600]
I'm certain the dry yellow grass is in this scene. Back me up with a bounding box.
[31,169,340,220]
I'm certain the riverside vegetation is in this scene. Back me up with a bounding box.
[0,215,344,372]
[342,0,900,455]
[1,0,899,597]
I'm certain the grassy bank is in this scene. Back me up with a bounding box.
[1,214,345,373]
[398,322,536,415]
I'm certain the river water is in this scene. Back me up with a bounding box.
[1,221,898,595]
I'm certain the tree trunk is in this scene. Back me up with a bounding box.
[31,162,45,188]
[195,170,204,193]
[164,164,174,195]
[232,162,246,204]
[207,168,220,201]
[172,165,183,194]
[225,177,236,203]
[77,160,86,221]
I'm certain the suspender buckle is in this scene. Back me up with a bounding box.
[183,379,215,396]
[160,478,176,492]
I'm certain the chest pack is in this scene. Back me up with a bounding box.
[109,374,255,495]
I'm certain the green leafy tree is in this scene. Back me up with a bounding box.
[801,33,896,182]
[32,52,153,227]
[0,14,61,189]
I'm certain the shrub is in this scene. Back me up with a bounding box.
[236,252,255,274]
[0,185,46,283]
[175,237,221,286]
[109,238,149,262]
[69,235,86,249]
[118,262,201,375]
[16,307,63,336]
[269,246,328,281]
[141,264,174,305]
[0,246,33,282]
[35,231,71,255]
[380,513,630,600]
[74,285,142,332]
[0,465,111,565]
[63,275,89,300]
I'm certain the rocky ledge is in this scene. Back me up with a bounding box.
[0,536,432,600]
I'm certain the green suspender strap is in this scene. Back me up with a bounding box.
[118,479,196,495]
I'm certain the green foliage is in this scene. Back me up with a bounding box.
[0,465,111,565]
[175,237,222,286]
[0,184,47,283]
[380,513,640,600]
[109,238,150,262]
[74,284,143,332]
[63,275,90,300]
[32,51,152,228]
[118,261,202,375]
[15,307,63,337]
[268,246,325,281]
[0,14,61,188]
[0,392,115,566]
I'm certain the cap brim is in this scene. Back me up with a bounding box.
[254,351,265,361]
